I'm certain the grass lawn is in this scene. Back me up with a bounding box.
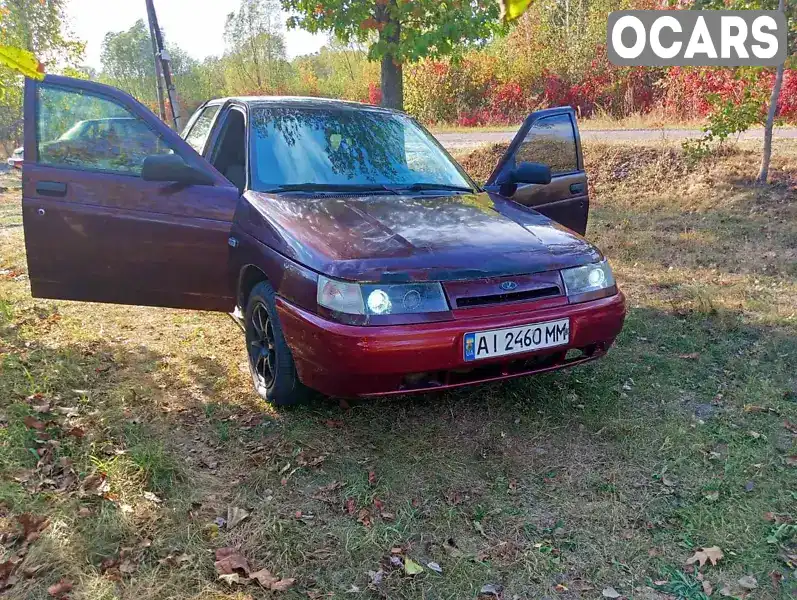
[0,141,795,600]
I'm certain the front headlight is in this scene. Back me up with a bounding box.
[317,276,449,316]
[561,260,616,302]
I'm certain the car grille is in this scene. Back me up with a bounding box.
[444,272,564,309]
[455,285,561,307]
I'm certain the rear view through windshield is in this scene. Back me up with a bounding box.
[249,106,472,191]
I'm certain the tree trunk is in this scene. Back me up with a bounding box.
[757,0,786,183]
[378,0,403,110]
[381,54,403,110]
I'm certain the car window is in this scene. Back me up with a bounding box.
[36,85,174,176]
[184,105,221,154]
[515,114,578,175]
[249,106,471,190]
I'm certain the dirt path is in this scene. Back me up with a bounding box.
[434,126,797,150]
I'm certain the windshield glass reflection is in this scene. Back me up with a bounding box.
[249,105,472,191]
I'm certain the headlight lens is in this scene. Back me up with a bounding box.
[561,260,616,298]
[317,276,449,316]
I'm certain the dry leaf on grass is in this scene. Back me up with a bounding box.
[17,513,49,544]
[226,506,250,529]
[47,579,73,597]
[214,547,250,576]
[404,557,423,575]
[218,573,247,585]
[701,580,713,595]
[602,587,621,598]
[686,546,724,567]
[23,416,46,431]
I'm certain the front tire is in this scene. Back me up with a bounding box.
[244,281,307,406]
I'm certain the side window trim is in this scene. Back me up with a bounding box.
[183,103,222,156]
[34,82,182,178]
[207,104,248,191]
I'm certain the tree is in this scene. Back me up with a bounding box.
[224,0,288,94]
[692,0,794,183]
[100,20,158,104]
[758,0,787,183]
[99,19,211,118]
[280,0,501,110]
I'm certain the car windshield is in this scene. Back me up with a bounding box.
[249,106,473,192]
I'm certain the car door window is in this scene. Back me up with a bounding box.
[515,114,578,175]
[36,84,174,176]
[184,105,220,154]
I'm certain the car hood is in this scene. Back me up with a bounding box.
[242,190,602,282]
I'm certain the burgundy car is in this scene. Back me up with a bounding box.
[21,75,625,405]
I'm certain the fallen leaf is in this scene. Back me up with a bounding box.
[602,587,621,598]
[249,568,277,587]
[23,416,46,431]
[368,470,376,485]
[404,557,423,575]
[719,583,734,596]
[143,491,161,504]
[702,580,713,595]
[770,571,783,591]
[66,427,85,438]
[369,569,385,586]
[269,577,295,591]
[554,583,568,592]
[686,546,724,567]
[47,579,73,597]
[227,506,250,529]
[31,403,50,413]
[345,497,356,515]
[786,456,797,467]
[214,547,249,576]
[427,561,442,574]
[324,419,344,428]
[119,559,137,574]
[738,575,757,590]
[17,513,49,543]
[479,583,503,598]
[356,507,372,528]
[678,352,700,360]
[218,572,247,585]
[784,420,797,434]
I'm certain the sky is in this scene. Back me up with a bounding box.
[66,0,329,70]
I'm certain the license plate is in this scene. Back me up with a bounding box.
[463,318,570,361]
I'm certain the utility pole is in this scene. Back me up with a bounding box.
[144,0,181,131]
[146,13,167,121]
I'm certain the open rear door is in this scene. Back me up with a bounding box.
[485,107,589,236]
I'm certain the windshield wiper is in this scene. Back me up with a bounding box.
[392,183,475,193]
[265,183,399,194]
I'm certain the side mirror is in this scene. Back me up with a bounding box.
[510,161,552,185]
[498,161,552,197]
[142,154,214,186]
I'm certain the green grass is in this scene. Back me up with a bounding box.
[0,142,795,599]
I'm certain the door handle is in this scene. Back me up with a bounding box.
[569,182,586,195]
[36,181,67,197]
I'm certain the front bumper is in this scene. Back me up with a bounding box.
[277,292,626,397]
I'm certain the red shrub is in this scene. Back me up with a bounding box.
[367,82,382,106]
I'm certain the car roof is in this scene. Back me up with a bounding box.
[206,95,401,115]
